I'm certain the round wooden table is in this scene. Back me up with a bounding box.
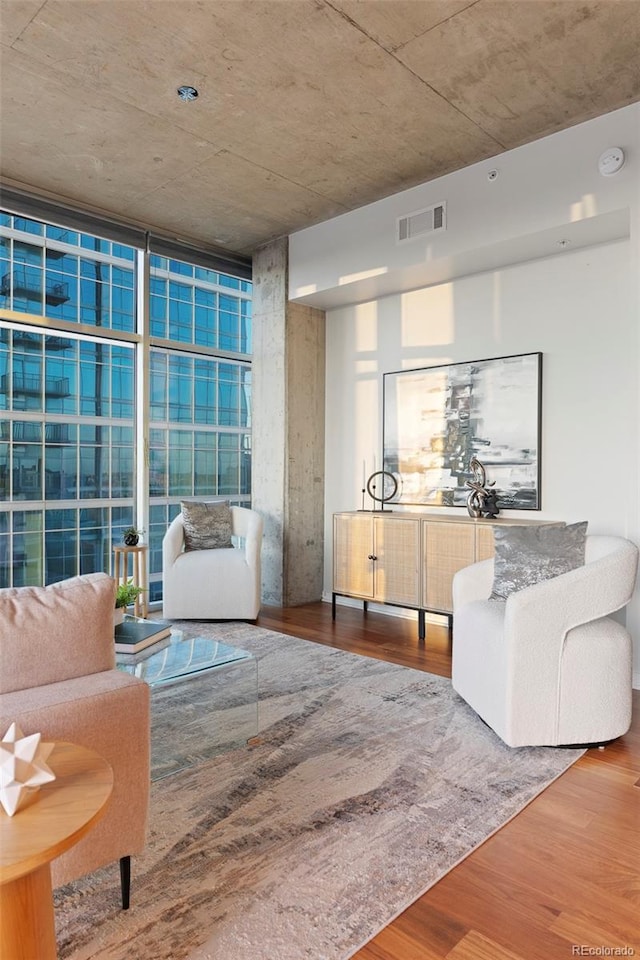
[0,741,113,960]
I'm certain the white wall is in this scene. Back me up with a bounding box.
[289,104,640,686]
[290,104,638,310]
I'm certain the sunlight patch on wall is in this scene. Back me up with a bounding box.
[355,359,378,374]
[570,193,597,222]
[339,266,388,286]
[492,271,503,342]
[400,284,454,347]
[354,300,378,352]
[295,283,318,297]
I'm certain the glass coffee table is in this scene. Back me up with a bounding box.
[117,630,258,780]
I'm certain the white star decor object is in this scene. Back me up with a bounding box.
[0,722,56,816]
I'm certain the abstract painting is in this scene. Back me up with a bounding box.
[382,352,542,509]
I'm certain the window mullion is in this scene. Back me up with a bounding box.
[135,248,150,540]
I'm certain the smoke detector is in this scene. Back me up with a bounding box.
[598,148,625,176]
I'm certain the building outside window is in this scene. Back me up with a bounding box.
[0,208,252,601]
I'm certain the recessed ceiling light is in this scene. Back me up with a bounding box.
[177,85,198,102]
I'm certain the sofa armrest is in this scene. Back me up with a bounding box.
[506,539,639,642]
[452,558,494,611]
[163,514,186,568]
[0,668,150,887]
[243,511,263,571]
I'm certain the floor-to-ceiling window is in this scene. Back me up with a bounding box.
[146,255,252,601]
[0,205,252,601]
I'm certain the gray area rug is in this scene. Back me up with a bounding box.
[54,623,584,960]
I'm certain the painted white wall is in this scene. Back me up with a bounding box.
[289,104,640,687]
[290,104,638,310]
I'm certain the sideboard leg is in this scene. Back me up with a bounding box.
[332,593,336,620]
[418,609,426,641]
[363,600,368,615]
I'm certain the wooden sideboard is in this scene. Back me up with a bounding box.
[332,510,547,638]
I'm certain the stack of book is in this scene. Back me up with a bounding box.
[114,616,172,655]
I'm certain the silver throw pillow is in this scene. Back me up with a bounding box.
[489,521,588,601]
[180,500,233,551]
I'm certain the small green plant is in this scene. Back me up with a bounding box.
[115,579,145,609]
[122,525,144,546]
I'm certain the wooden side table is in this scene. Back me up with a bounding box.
[113,543,149,618]
[0,741,113,960]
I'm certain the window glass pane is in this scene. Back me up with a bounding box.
[13,510,43,585]
[149,430,167,497]
[169,259,193,277]
[150,351,167,421]
[194,432,216,493]
[0,340,8,411]
[45,507,77,583]
[13,438,42,499]
[47,225,78,245]
[0,443,8,500]
[168,355,193,422]
[14,218,43,236]
[79,507,110,574]
[218,363,239,426]
[168,429,193,496]
[218,435,239,494]
[44,340,77,414]
[81,234,110,253]
[111,346,134,418]
[44,442,77,499]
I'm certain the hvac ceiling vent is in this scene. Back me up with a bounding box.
[397,201,447,243]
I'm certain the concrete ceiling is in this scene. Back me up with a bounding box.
[1,0,638,259]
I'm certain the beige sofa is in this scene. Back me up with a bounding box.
[0,572,150,907]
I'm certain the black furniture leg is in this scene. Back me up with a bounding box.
[120,855,131,910]
[332,592,336,619]
[418,609,425,641]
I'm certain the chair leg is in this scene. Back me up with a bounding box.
[119,856,131,910]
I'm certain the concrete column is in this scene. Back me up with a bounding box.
[252,238,325,606]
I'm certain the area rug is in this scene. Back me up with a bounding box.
[54,623,584,960]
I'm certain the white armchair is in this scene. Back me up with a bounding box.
[452,536,638,747]
[162,506,263,620]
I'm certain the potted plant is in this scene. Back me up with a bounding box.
[114,580,145,625]
[122,526,144,547]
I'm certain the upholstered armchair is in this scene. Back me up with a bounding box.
[0,572,150,907]
[452,535,639,747]
[162,505,263,620]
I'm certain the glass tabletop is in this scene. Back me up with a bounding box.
[116,631,254,686]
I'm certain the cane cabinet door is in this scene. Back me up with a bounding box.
[333,513,375,599]
[423,520,476,614]
[373,516,420,606]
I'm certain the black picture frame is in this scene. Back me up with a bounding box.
[382,352,542,510]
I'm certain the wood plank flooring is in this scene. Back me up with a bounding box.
[257,601,640,960]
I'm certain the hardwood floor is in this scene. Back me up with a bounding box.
[257,601,640,960]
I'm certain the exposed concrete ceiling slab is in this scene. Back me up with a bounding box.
[1,0,638,257]
[395,1,640,147]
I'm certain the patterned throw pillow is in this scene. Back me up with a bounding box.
[180,500,233,551]
[489,521,588,601]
